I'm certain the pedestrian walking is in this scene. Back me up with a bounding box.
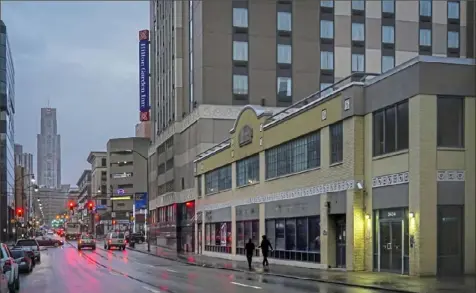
[258,235,273,267]
[245,238,255,270]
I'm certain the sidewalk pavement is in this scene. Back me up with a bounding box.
[127,243,475,293]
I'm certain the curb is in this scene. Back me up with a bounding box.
[126,247,414,293]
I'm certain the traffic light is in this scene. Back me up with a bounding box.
[69,202,74,211]
[112,219,116,225]
[87,201,94,211]
[16,208,23,217]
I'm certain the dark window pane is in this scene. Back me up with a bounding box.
[285,218,296,250]
[266,220,276,249]
[373,111,384,156]
[330,122,343,163]
[296,218,308,251]
[397,102,409,150]
[236,222,244,247]
[252,220,259,245]
[308,216,321,252]
[437,96,464,148]
[275,220,285,250]
[384,106,396,153]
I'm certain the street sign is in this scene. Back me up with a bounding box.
[134,192,147,210]
[111,212,116,218]
[117,189,125,195]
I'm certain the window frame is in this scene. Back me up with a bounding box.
[437,96,465,148]
[381,55,395,73]
[382,0,395,14]
[277,44,292,64]
[320,20,334,39]
[351,23,365,41]
[233,41,249,61]
[419,28,432,46]
[277,76,292,97]
[236,154,260,187]
[233,8,248,28]
[320,51,334,70]
[277,11,292,32]
[329,122,343,164]
[372,101,409,157]
[351,53,365,72]
[447,31,460,49]
[382,25,395,44]
[233,74,248,95]
[447,1,460,20]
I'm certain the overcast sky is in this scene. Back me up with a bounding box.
[3,1,149,186]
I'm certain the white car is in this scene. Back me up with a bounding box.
[0,243,19,292]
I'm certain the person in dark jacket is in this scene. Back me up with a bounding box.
[258,235,273,267]
[244,238,255,270]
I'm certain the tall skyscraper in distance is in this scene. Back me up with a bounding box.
[37,108,61,188]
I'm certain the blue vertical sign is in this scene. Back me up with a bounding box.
[134,192,148,210]
[139,30,150,113]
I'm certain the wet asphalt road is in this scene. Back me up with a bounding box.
[19,240,396,293]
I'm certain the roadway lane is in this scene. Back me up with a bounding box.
[68,240,399,293]
[18,244,164,293]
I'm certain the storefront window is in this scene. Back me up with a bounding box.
[236,220,259,255]
[266,216,321,263]
[204,222,232,254]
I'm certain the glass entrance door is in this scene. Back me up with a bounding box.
[379,221,403,273]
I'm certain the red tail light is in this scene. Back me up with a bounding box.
[108,240,111,244]
[78,240,82,244]
[4,259,12,266]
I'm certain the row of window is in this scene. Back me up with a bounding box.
[372,96,465,157]
[320,0,460,20]
[204,121,343,195]
[233,75,292,97]
[204,96,465,194]
[419,29,460,49]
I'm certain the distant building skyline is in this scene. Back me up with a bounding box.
[37,107,61,188]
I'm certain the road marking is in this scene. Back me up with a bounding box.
[142,286,161,293]
[166,269,178,273]
[230,282,262,289]
[109,271,122,277]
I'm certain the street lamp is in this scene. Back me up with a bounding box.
[113,149,150,252]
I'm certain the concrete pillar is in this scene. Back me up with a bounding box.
[320,193,335,267]
[464,97,476,274]
[231,206,237,254]
[408,95,438,276]
[259,203,265,242]
[346,189,365,271]
[231,162,237,189]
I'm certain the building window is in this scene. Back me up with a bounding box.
[204,165,232,194]
[372,101,409,156]
[233,8,248,28]
[266,216,321,263]
[265,131,320,179]
[277,44,292,64]
[236,220,260,255]
[382,0,395,13]
[320,20,334,39]
[352,0,365,11]
[321,0,334,8]
[351,23,365,41]
[236,155,260,187]
[419,29,431,46]
[382,26,395,44]
[233,41,248,61]
[448,1,460,19]
[101,158,106,166]
[277,77,292,97]
[277,12,292,32]
[233,75,248,95]
[205,222,232,254]
[351,54,365,72]
[329,122,343,164]
[448,31,459,49]
[437,96,464,148]
[381,55,395,73]
[320,51,334,70]
[197,175,202,198]
[420,0,432,17]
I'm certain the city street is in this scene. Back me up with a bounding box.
[18,241,398,293]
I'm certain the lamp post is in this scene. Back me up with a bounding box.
[13,173,36,242]
[113,149,150,252]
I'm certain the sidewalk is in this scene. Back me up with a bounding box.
[127,243,475,293]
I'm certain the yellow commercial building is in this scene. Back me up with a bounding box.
[193,56,475,276]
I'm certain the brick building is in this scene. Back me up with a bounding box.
[193,56,475,276]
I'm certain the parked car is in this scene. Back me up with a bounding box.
[104,232,126,250]
[14,239,40,262]
[14,249,35,266]
[129,233,145,244]
[77,234,96,251]
[0,243,19,292]
[10,250,32,274]
[35,236,63,247]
